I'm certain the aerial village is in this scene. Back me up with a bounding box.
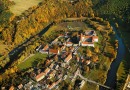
[9,30,98,90]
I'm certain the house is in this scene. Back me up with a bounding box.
[35,68,50,82]
[39,44,49,54]
[66,42,73,47]
[48,82,56,90]
[86,60,91,65]
[61,45,66,50]
[51,38,59,44]
[92,36,98,42]
[58,34,64,38]
[44,68,51,75]
[55,64,59,70]
[18,84,23,89]
[48,79,62,90]
[71,47,75,52]
[64,53,72,63]
[80,80,85,89]
[1,87,5,90]
[9,86,14,90]
[49,49,59,54]
[80,30,98,47]
[49,63,54,69]
[24,82,33,90]
[49,70,56,79]
[81,42,94,47]
[35,72,45,82]
[65,38,73,47]
[43,44,49,51]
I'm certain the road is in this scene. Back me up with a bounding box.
[21,54,35,63]
[75,69,113,90]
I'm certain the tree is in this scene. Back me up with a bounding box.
[92,55,98,62]
[94,46,99,53]
[86,49,92,57]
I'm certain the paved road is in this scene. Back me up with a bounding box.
[76,69,113,90]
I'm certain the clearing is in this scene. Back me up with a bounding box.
[17,53,47,70]
[44,22,91,36]
[10,0,42,15]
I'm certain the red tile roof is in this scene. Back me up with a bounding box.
[9,86,14,90]
[66,42,73,44]
[44,68,50,75]
[65,53,72,62]
[85,36,92,38]
[82,42,93,44]
[49,49,58,54]
[43,44,49,50]
[35,72,45,81]
[18,84,23,89]
[92,36,98,39]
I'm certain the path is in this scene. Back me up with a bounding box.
[22,54,35,63]
[76,69,113,90]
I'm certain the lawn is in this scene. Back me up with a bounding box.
[17,53,47,70]
[10,0,42,15]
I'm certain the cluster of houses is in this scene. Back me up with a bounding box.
[8,30,98,90]
[36,30,98,63]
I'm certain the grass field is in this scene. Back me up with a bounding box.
[18,53,47,70]
[10,0,42,15]
[44,22,89,36]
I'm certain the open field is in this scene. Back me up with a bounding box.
[44,22,91,36]
[18,53,47,70]
[10,0,42,15]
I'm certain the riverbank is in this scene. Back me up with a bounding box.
[116,24,130,90]
[100,23,125,90]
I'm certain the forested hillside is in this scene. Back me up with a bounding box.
[92,0,130,30]
[0,0,95,87]
[1,0,93,45]
[91,0,130,90]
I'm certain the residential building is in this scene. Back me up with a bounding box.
[49,49,59,54]
[80,30,98,47]
[35,72,45,82]
[80,80,85,89]
[18,84,23,90]
[35,68,50,82]
[43,44,49,51]
[64,53,72,63]
[9,86,14,90]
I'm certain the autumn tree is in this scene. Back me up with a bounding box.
[86,49,92,57]
[94,46,99,53]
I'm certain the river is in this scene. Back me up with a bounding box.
[100,24,125,90]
